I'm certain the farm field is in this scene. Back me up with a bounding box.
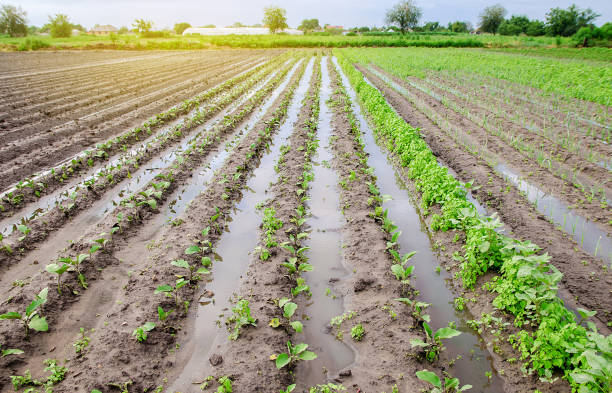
[0,48,610,393]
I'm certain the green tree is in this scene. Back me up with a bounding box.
[546,4,599,37]
[526,20,546,36]
[298,18,320,33]
[48,14,72,38]
[263,6,288,34]
[423,21,441,32]
[447,21,471,33]
[0,5,28,37]
[173,22,191,35]
[497,15,530,35]
[478,4,506,33]
[132,18,152,34]
[385,0,422,34]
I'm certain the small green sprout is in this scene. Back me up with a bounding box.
[132,322,155,342]
[350,324,365,341]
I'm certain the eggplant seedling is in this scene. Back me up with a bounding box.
[395,298,431,326]
[291,277,311,297]
[170,259,210,283]
[410,322,461,362]
[274,341,317,369]
[45,262,70,294]
[275,297,303,333]
[17,224,30,242]
[132,322,155,342]
[158,306,174,325]
[0,288,49,338]
[58,253,89,289]
[1,345,24,357]
[155,278,188,308]
[281,257,313,276]
[416,369,472,393]
[225,299,256,340]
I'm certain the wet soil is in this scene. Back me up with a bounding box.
[356,64,612,328]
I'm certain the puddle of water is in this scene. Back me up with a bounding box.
[298,57,354,385]
[334,58,505,393]
[168,58,313,391]
[495,163,612,265]
[0,65,281,237]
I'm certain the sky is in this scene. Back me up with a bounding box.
[12,0,612,30]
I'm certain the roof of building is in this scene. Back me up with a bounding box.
[91,25,118,32]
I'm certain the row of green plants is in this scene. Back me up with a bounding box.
[0,57,294,265]
[0,54,287,215]
[340,47,611,108]
[329,60,469,393]
[125,57,309,391]
[0,59,306,379]
[335,51,611,392]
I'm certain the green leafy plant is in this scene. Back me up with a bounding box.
[73,327,91,355]
[416,369,472,392]
[1,344,23,357]
[225,299,256,340]
[0,287,49,338]
[274,297,303,333]
[308,384,347,393]
[155,278,188,307]
[57,253,89,289]
[158,306,174,325]
[10,358,66,391]
[274,340,317,369]
[281,256,313,275]
[291,277,311,297]
[351,324,365,341]
[132,322,155,342]
[216,376,232,393]
[395,298,431,326]
[410,322,461,362]
[170,259,210,283]
[45,262,70,294]
[280,384,296,393]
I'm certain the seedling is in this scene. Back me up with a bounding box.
[416,369,472,393]
[17,224,30,242]
[1,344,23,357]
[276,297,303,333]
[225,298,256,340]
[308,384,347,393]
[274,340,317,369]
[216,376,232,393]
[45,262,70,294]
[410,322,461,362]
[155,278,188,308]
[291,277,311,297]
[395,298,431,326]
[0,288,49,338]
[281,256,313,275]
[10,358,66,391]
[390,251,417,284]
[73,327,90,355]
[58,253,89,289]
[351,324,365,341]
[132,322,155,342]
[280,384,296,393]
[170,259,210,283]
[158,306,174,325]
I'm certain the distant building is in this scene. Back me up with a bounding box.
[90,25,118,35]
[182,27,303,36]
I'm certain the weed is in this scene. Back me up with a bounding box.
[73,327,91,355]
[225,299,256,340]
[308,384,347,393]
[351,324,365,341]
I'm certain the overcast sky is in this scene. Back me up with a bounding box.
[12,0,612,29]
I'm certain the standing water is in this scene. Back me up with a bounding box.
[168,58,314,391]
[333,58,505,393]
[297,57,355,386]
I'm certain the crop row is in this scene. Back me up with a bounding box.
[24,56,309,391]
[0,55,285,217]
[336,51,611,393]
[0,59,293,270]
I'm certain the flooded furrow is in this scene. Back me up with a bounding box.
[298,57,355,386]
[495,163,612,266]
[0,63,279,237]
[366,65,612,266]
[0,65,290,291]
[335,58,505,393]
[167,57,314,391]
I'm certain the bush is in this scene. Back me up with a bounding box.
[140,31,170,38]
[17,38,50,51]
